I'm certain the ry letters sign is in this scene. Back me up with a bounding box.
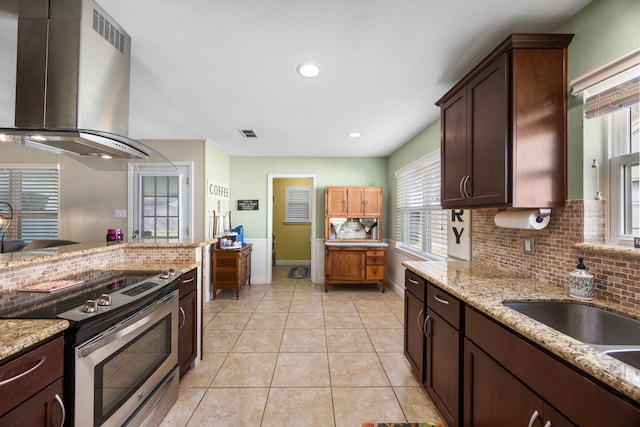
[448,209,471,261]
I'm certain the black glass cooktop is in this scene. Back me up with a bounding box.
[0,270,162,319]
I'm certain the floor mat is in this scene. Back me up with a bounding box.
[288,266,310,279]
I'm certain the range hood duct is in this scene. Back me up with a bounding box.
[0,0,173,171]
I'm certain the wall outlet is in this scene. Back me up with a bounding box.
[114,209,127,218]
[635,237,640,249]
[523,236,535,255]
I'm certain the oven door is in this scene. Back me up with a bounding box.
[74,291,178,427]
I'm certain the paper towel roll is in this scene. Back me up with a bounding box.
[494,209,550,230]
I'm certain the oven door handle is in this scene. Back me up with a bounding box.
[77,291,177,359]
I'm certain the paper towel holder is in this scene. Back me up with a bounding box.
[494,208,552,230]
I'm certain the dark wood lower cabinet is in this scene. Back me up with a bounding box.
[404,286,425,381]
[425,309,461,427]
[0,378,65,427]
[465,306,640,426]
[0,336,65,427]
[464,339,574,427]
[178,268,197,379]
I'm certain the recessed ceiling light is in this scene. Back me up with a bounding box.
[297,63,320,78]
[348,132,361,138]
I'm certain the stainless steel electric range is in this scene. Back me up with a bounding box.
[0,268,183,427]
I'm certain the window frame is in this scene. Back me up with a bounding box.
[395,150,447,260]
[583,64,639,247]
[128,163,192,241]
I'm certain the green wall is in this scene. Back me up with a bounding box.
[387,0,640,219]
[229,156,387,239]
[557,0,640,200]
[386,122,441,240]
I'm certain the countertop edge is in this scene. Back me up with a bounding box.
[402,260,640,406]
[0,319,69,361]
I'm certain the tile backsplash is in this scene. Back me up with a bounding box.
[0,245,198,293]
[471,200,639,310]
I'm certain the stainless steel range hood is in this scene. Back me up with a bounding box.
[0,0,173,171]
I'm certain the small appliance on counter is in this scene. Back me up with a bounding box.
[106,228,124,243]
[231,225,245,246]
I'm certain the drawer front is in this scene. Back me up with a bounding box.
[405,270,426,303]
[179,268,197,297]
[0,336,63,417]
[427,282,461,330]
[366,254,385,265]
[366,265,385,280]
[366,250,385,257]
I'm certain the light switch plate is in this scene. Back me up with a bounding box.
[523,236,535,255]
[114,209,127,218]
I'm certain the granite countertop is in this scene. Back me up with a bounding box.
[0,239,215,268]
[403,260,640,405]
[0,261,200,363]
[0,319,69,361]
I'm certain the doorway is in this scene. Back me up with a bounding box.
[267,174,317,284]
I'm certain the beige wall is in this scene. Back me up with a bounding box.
[2,143,129,243]
[1,139,226,243]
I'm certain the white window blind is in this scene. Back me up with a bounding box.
[395,151,447,258]
[584,64,639,245]
[285,186,311,223]
[0,166,59,242]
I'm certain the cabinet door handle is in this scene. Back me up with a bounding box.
[459,176,465,198]
[182,276,195,283]
[0,356,45,386]
[543,422,552,427]
[527,410,541,427]
[179,307,186,328]
[54,393,66,427]
[462,175,471,198]
[424,315,432,339]
[417,308,425,332]
[407,277,419,285]
[433,294,450,305]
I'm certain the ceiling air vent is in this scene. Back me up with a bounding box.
[238,129,258,138]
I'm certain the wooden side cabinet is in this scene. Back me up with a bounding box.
[0,336,65,427]
[324,245,386,292]
[178,268,197,379]
[325,186,382,217]
[212,244,252,299]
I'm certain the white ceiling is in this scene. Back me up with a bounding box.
[1,0,592,157]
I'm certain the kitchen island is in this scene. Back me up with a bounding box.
[403,260,640,415]
[0,239,212,362]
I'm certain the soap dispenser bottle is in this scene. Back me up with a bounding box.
[569,257,594,300]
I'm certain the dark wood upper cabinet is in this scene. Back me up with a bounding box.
[436,33,573,209]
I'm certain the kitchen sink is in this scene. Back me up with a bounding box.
[605,349,640,369]
[503,301,640,369]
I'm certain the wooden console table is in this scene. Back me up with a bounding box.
[212,244,252,299]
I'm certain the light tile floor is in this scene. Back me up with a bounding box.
[162,266,445,427]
